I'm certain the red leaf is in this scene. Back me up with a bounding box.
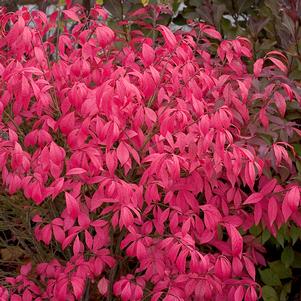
[66,0,72,8]
[273,144,283,166]
[20,263,32,276]
[85,230,93,250]
[274,91,286,117]
[243,192,264,205]
[286,186,300,212]
[98,277,109,295]
[267,57,287,73]
[268,197,278,226]
[158,25,177,49]
[65,192,80,219]
[282,196,293,222]
[243,256,255,280]
[254,203,262,225]
[95,26,115,48]
[61,233,77,251]
[117,142,129,166]
[266,50,288,60]
[23,67,43,76]
[245,286,257,301]
[199,23,222,40]
[59,111,75,135]
[142,43,155,66]
[203,28,222,40]
[259,108,269,128]
[234,286,245,301]
[214,256,231,280]
[63,9,81,23]
[71,276,85,299]
[41,224,52,245]
[120,206,134,228]
[176,249,189,273]
[66,168,87,176]
[253,58,264,77]
[73,235,81,256]
[52,225,65,243]
[261,179,277,195]
[246,162,256,190]
[226,224,243,257]
[34,47,45,64]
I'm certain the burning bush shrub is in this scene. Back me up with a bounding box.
[0,3,301,301]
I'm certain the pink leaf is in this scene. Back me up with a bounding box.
[59,111,75,135]
[34,47,45,64]
[261,179,277,195]
[71,276,85,299]
[243,192,264,205]
[95,26,115,48]
[117,142,129,166]
[158,25,177,49]
[52,225,65,243]
[73,235,81,256]
[65,192,80,219]
[245,162,256,189]
[120,206,134,228]
[259,108,269,128]
[234,286,245,301]
[20,263,32,276]
[274,91,286,117]
[243,256,255,280]
[245,286,257,301]
[268,197,278,227]
[267,57,287,73]
[41,224,52,245]
[176,249,189,273]
[142,43,155,66]
[226,224,243,257]
[214,256,231,280]
[98,277,109,296]
[62,233,77,250]
[199,24,222,40]
[22,289,32,301]
[254,203,262,225]
[273,144,283,166]
[253,58,264,77]
[286,186,300,212]
[66,168,87,176]
[282,197,293,222]
[63,10,81,23]
[151,292,163,301]
[66,0,72,8]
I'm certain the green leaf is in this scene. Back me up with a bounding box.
[259,268,282,286]
[290,225,301,245]
[250,225,262,237]
[276,232,284,248]
[293,144,301,156]
[285,112,301,121]
[295,161,301,175]
[292,251,301,268]
[262,229,271,244]
[269,260,292,279]
[276,226,286,248]
[262,285,279,301]
[141,0,149,6]
[281,247,295,268]
[280,282,291,301]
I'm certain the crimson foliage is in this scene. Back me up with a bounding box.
[0,4,301,301]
